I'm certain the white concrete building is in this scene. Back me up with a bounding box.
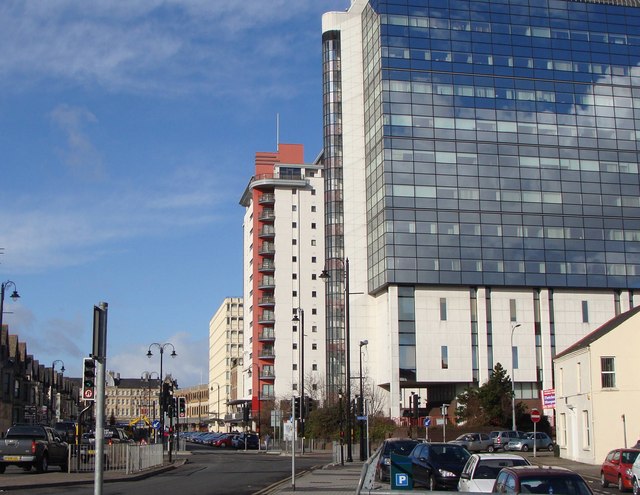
[554,306,640,464]
[209,297,243,431]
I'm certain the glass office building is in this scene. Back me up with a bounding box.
[322,0,640,416]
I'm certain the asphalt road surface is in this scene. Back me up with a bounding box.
[5,444,331,495]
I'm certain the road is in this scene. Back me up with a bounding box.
[3,444,331,495]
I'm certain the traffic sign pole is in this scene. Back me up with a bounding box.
[530,408,541,457]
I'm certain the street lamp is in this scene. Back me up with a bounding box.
[358,340,368,461]
[319,257,353,462]
[246,362,262,435]
[210,382,221,430]
[50,360,65,424]
[142,371,159,441]
[510,323,521,431]
[0,280,20,331]
[147,343,177,446]
[292,308,305,424]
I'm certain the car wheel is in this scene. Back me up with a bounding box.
[522,445,529,452]
[619,476,626,492]
[633,478,639,495]
[429,475,437,491]
[547,443,554,452]
[488,445,495,452]
[602,472,610,488]
[36,455,49,473]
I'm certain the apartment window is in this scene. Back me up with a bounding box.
[292,239,297,245]
[292,290,297,297]
[312,383,317,390]
[293,364,297,370]
[312,291,317,297]
[441,346,449,369]
[582,301,589,323]
[512,345,519,369]
[292,274,297,280]
[312,325,317,332]
[311,240,316,246]
[292,343,298,350]
[312,343,318,350]
[312,309,317,315]
[440,298,447,321]
[292,205,297,211]
[510,299,517,322]
[582,410,591,448]
[559,413,567,446]
[576,362,582,394]
[311,274,317,280]
[311,256,317,263]
[601,357,616,388]
[292,222,297,228]
[292,256,297,262]
[311,206,316,212]
[292,383,298,390]
[311,189,316,195]
[312,364,318,371]
[312,223,316,229]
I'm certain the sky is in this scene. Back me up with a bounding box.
[0,0,349,388]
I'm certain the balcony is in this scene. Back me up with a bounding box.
[260,366,275,380]
[258,193,275,205]
[258,276,275,290]
[258,261,275,273]
[258,296,275,307]
[258,327,275,342]
[259,242,275,256]
[258,226,275,239]
[259,345,275,360]
[258,311,275,325]
[259,209,275,222]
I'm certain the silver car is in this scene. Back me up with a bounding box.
[450,433,494,452]
[506,432,554,452]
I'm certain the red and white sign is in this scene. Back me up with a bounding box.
[530,408,541,423]
[542,388,556,407]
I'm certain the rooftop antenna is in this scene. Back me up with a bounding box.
[276,113,280,151]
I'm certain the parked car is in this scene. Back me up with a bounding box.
[491,465,593,495]
[408,442,471,490]
[374,438,422,482]
[211,433,237,448]
[54,421,77,444]
[601,448,640,491]
[458,453,531,492]
[232,433,259,450]
[0,425,68,473]
[490,430,527,451]
[506,432,554,452]
[450,433,493,452]
[632,454,640,495]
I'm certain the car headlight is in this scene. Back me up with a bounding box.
[626,468,633,477]
[438,469,457,477]
[383,457,391,466]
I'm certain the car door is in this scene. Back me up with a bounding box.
[411,444,431,485]
[458,455,477,491]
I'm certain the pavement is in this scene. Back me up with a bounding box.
[0,449,603,494]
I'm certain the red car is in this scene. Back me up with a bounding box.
[211,433,237,448]
[601,448,640,491]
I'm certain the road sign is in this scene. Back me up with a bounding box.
[395,473,409,487]
[152,419,161,429]
[531,408,541,423]
[424,417,431,427]
[356,415,367,421]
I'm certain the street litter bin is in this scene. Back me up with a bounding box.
[390,453,413,490]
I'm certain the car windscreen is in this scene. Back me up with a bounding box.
[519,475,591,495]
[6,426,46,439]
[384,440,419,455]
[622,451,640,464]
[475,458,530,479]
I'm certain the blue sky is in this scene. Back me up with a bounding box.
[0,0,348,387]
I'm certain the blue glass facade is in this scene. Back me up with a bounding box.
[361,0,640,292]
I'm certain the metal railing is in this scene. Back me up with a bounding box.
[69,442,164,474]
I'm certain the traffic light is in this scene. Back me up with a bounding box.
[293,397,301,418]
[306,397,316,415]
[242,404,250,422]
[81,357,96,401]
[178,397,186,418]
[162,382,171,410]
[413,394,420,420]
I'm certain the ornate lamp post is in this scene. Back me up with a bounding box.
[358,340,368,460]
[146,343,176,446]
[50,360,65,424]
[0,280,20,331]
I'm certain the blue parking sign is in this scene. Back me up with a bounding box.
[395,473,409,487]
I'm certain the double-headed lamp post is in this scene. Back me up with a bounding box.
[510,323,521,431]
[146,343,176,445]
[0,280,20,331]
[319,257,353,462]
[50,360,65,424]
[292,308,305,423]
[358,340,368,461]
